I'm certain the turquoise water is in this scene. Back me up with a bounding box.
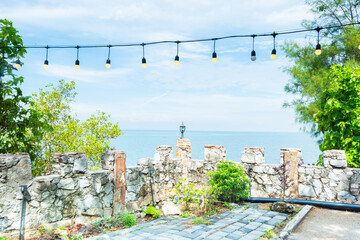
[112,130,321,166]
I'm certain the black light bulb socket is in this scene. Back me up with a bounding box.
[142,58,146,64]
[212,52,217,58]
[75,59,80,65]
[106,59,111,64]
[316,43,321,50]
[15,59,21,64]
[44,60,49,65]
[271,49,276,55]
[174,55,179,61]
[251,50,256,57]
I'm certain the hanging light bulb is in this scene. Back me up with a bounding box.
[75,46,80,69]
[43,60,49,69]
[174,41,180,66]
[212,39,218,63]
[174,55,179,66]
[75,60,80,69]
[14,59,21,69]
[141,43,147,68]
[315,27,322,55]
[251,35,256,61]
[105,45,111,69]
[43,46,49,69]
[271,32,277,60]
[315,43,322,55]
[251,50,256,61]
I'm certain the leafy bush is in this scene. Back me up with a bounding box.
[93,213,136,232]
[145,206,161,218]
[0,237,9,240]
[120,212,137,227]
[207,160,250,202]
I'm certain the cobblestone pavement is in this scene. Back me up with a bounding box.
[88,204,288,240]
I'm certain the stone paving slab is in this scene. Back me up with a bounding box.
[87,204,289,240]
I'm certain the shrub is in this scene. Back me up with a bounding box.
[120,212,137,227]
[207,160,250,203]
[145,206,161,218]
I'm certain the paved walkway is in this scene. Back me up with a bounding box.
[288,207,360,240]
[88,204,288,240]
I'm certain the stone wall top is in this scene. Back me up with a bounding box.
[241,147,265,164]
[323,150,347,169]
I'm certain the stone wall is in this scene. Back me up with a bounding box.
[125,144,225,212]
[241,148,360,203]
[2,140,360,236]
[0,152,119,234]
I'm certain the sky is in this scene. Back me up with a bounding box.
[1,0,316,132]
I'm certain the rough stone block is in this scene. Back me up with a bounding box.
[323,150,347,169]
[299,184,316,198]
[73,155,88,174]
[241,147,265,164]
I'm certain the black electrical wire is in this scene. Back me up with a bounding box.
[0,22,358,50]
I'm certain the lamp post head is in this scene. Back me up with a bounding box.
[179,122,186,138]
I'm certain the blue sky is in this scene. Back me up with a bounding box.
[2,0,315,132]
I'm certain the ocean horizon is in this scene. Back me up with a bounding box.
[112,129,321,166]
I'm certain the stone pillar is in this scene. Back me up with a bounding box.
[323,150,347,169]
[280,148,302,165]
[204,145,226,169]
[241,147,265,164]
[281,149,298,199]
[113,151,126,215]
[154,145,173,163]
[176,138,191,180]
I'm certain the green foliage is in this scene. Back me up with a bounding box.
[145,206,161,218]
[281,0,360,136]
[180,211,193,218]
[261,228,274,239]
[223,201,236,210]
[314,65,360,167]
[173,178,218,212]
[93,213,136,233]
[190,217,213,225]
[0,237,9,240]
[67,234,83,240]
[0,19,48,161]
[120,212,137,227]
[30,80,122,175]
[207,160,250,203]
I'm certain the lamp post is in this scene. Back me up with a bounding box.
[179,122,186,139]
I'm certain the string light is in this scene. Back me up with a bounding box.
[315,27,322,56]
[14,59,21,69]
[251,35,256,61]
[106,45,111,69]
[75,46,80,69]
[1,22,359,68]
[212,39,218,63]
[271,32,277,60]
[141,43,147,68]
[43,46,49,69]
[174,41,180,66]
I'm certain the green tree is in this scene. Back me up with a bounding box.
[0,19,47,160]
[31,80,122,175]
[314,64,360,167]
[282,0,360,136]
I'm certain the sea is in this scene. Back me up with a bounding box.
[112,130,321,167]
